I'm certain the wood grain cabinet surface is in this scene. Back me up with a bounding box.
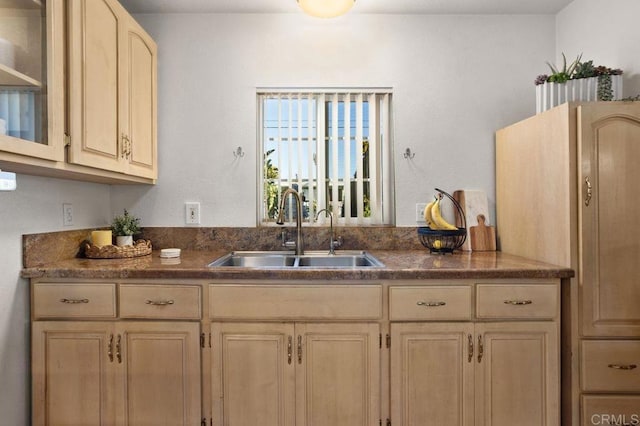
[31,280,201,426]
[33,282,117,319]
[210,321,380,426]
[30,277,561,426]
[67,0,157,181]
[0,0,157,184]
[497,102,640,425]
[390,283,560,426]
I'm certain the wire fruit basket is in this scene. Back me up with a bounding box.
[418,188,467,254]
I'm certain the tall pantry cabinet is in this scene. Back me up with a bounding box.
[496,102,640,426]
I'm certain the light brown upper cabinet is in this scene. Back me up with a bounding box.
[0,0,65,163]
[68,0,157,180]
[0,0,157,184]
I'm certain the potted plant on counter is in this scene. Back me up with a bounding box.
[111,209,141,246]
[534,53,623,113]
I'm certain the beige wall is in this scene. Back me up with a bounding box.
[556,0,640,97]
[0,176,111,423]
[110,13,556,227]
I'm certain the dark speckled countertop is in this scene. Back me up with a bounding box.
[20,227,574,281]
[21,249,574,281]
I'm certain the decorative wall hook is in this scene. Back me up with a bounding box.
[233,146,245,158]
[403,148,415,159]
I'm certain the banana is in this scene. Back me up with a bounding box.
[431,197,458,230]
[423,199,438,229]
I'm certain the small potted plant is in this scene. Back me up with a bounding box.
[534,53,623,113]
[111,209,141,246]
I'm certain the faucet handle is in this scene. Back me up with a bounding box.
[281,230,296,249]
[331,236,343,250]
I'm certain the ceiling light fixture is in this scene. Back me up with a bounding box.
[297,0,355,18]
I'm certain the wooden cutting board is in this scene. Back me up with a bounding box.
[470,214,496,251]
[453,189,490,251]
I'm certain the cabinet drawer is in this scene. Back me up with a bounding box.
[209,284,382,320]
[582,395,640,425]
[476,284,558,319]
[33,283,116,319]
[581,340,640,392]
[389,286,472,320]
[120,284,201,319]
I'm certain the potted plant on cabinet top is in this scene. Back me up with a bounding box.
[111,209,141,246]
[534,53,623,113]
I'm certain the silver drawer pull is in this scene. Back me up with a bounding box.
[608,364,637,370]
[60,298,89,304]
[145,299,175,306]
[503,300,533,305]
[417,301,446,307]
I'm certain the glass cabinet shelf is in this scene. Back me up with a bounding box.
[0,63,42,86]
[2,0,42,8]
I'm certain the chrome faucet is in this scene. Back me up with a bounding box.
[276,188,305,255]
[316,208,342,255]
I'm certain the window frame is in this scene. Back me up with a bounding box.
[257,88,394,226]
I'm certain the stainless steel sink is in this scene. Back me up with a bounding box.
[208,250,383,268]
[296,253,382,267]
[208,251,296,268]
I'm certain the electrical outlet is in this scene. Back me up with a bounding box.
[416,203,427,222]
[63,203,73,226]
[185,202,201,225]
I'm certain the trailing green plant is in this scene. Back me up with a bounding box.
[111,209,141,236]
[597,74,613,101]
[593,66,623,101]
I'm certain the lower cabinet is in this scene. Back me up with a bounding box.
[32,321,201,426]
[389,282,560,426]
[211,322,380,426]
[390,322,558,426]
[30,278,561,426]
[475,322,559,426]
[581,395,640,426]
[32,322,115,425]
[390,323,474,426]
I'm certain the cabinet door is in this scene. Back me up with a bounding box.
[120,15,157,179]
[390,322,474,426]
[296,323,380,426]
[32,321,116,426]
[211,322,296,426]
[475,322,559,426]
[0,0,64,161]
[116,322,201,426]
[580,103,640,336]
[67,0,125,173]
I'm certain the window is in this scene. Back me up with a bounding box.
[258,89,393,225]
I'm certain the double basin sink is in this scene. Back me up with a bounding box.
[208,250,384,269]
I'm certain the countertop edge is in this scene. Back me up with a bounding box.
[21,250,575,281]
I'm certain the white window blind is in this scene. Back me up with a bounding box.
[258,89,393,225]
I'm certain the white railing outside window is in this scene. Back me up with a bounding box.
[258,88,393,226]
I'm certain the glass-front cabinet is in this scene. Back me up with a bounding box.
[0,0,157,184]
[0,0,64,162]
